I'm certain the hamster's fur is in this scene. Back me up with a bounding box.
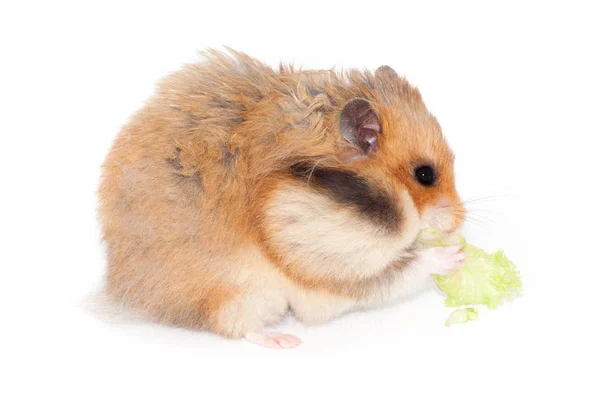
[98,49,466,348]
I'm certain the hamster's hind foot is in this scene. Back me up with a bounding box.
[244,332,302,349]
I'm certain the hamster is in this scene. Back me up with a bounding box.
[97,49,466,349]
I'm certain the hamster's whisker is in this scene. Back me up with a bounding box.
[462,216,487,228]
[440,204,499,227]
[465,208,505,217]
[465,208,501,221]
[464,213,499,226]
[456,194,503,207]
[442,203,502,225]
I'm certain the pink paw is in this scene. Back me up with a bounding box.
[244,332,303,349]
[419,245,465,276]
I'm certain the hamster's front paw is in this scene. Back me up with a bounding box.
[418,245,465,276]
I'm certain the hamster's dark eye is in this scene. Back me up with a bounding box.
[414,165,436,187]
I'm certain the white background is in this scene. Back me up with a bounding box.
[1,1,598,399]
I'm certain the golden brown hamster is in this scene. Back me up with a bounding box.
[97,49,466,349]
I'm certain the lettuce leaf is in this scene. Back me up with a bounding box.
[418,228,522,310]
[445,307,479,327]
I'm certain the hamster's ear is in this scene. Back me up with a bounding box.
[375,65,398,80]
[339,98,381,156]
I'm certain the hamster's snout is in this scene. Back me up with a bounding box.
[422,197,466,234]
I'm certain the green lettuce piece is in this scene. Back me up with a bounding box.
[418,228,522,309]
[445,307,479,327]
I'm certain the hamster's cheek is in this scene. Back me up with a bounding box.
[395,189,421,241]
[261,183,410,282]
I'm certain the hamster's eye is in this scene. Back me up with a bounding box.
[414,165,436,187]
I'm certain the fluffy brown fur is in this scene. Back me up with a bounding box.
[98,49,465,340]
